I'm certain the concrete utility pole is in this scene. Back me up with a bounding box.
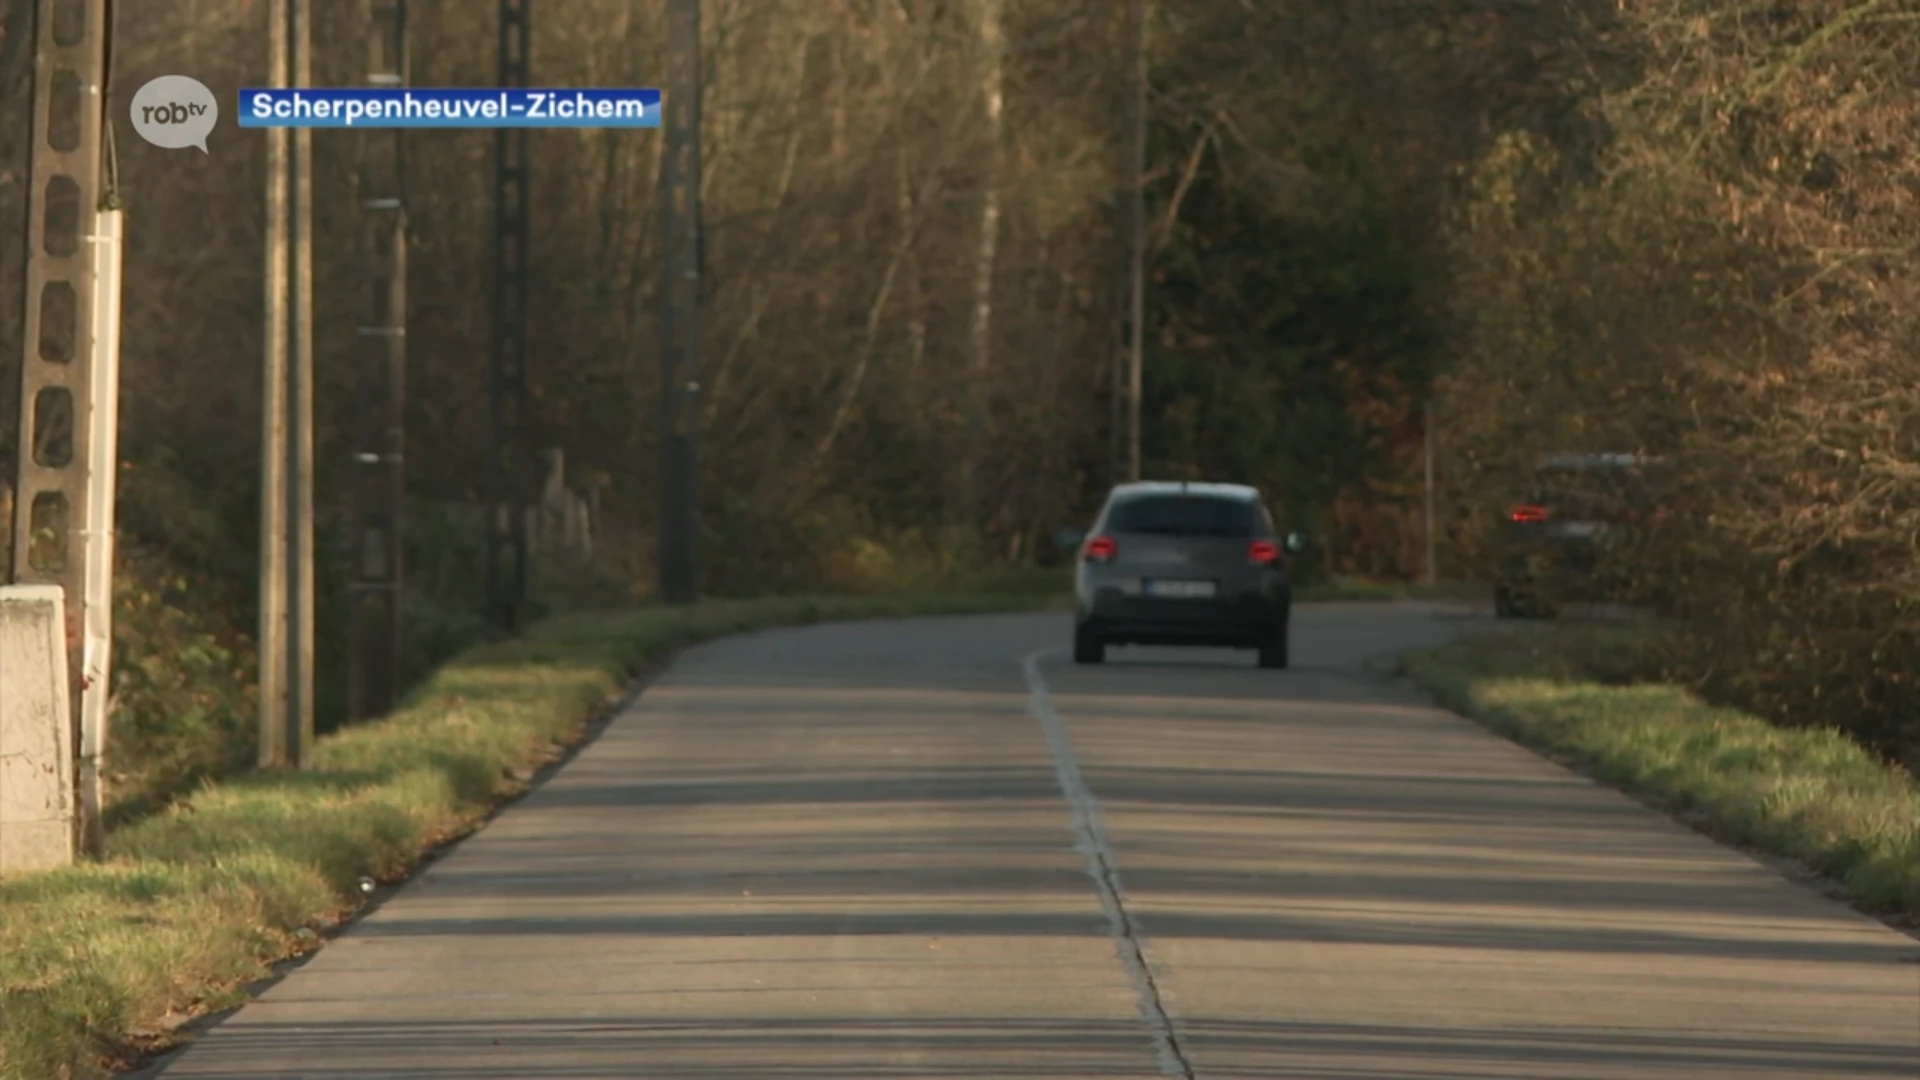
[12,0,123,856]
[260,0,290,766]
[1124,0,1147,482]
[291,0,316,767]
[657,0,703,605]
[260,0,316,769]
[1108,334,1123,487]
[348,0,409,722]
[1424,397,1438,586]
[487,0,532,631]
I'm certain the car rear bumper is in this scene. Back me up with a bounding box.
[1078,586,1287,647]
[1497,547,1608,598]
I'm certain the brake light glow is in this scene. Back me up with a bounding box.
[1508,504,1549,524]
[1083,535,1118,563]
[1248,539,1281,566]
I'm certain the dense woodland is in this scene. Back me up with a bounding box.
[1,0,1916,813]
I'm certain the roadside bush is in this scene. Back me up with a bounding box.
[105,548,258,826]
[1437,0,1920,769]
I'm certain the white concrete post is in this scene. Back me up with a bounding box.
[76,206,125,851]
[0,584,75,875]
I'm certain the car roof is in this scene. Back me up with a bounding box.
[1107,480,1262,502]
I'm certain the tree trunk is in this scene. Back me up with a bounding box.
[961,0,1005,526]
[899,140,928,401]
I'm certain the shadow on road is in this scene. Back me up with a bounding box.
[157,1015,1920,1079]
[152,607,1920,1080]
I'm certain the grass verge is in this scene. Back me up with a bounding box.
[0,590,1061,1080]
[1399,623,1920,923]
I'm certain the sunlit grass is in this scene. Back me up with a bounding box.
[1401,630,1920,918]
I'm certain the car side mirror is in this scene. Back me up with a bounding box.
[1053,527,1088,552]
[1283,531,1308,555]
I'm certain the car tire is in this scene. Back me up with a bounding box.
[1257,621,1289,670]
[1072,624,1105,665]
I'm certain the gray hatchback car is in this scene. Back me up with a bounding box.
[1059,481,1307,668]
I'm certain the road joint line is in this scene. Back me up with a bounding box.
[1022,647,1196,1080]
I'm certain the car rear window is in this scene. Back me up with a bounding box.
[1105,495,1257,538]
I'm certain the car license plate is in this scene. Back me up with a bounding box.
[1144,578,1215,598]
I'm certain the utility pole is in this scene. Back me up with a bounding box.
[1124,0,1147,482]
[259,0,290,767]
[290,0,316,768]
[657,0,702,605]
[348,0,409,723]
[1108,332,1122,487]
[12,0,122,856]
[487,0,531,631]
[260,0,315,768]
[1424,396,1438,586]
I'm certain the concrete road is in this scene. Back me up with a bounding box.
[152,603,1920,1079]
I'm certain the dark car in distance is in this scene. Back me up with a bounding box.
[1057,481,1307,668]
[1493,453,1671,618]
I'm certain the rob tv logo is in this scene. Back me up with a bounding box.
[130,75,219,153]
[140,101,208,125]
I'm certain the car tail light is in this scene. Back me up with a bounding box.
[1083,535,1118,563]
[1508,503,1549,524]
[1248,539,1281,566]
